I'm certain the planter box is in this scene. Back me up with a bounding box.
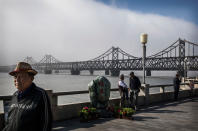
[122,115,134,120]
[80,114,99,122]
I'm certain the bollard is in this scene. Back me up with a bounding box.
[46,90,57,120]
[160,86,165,93]
[142,84,150,105]
[46,90,57,107]
[160,86,165,101]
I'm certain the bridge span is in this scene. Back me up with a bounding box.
[0,38,198,76]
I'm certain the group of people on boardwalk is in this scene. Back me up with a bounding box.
[2,62,196,131]
[119,72,195,110]
[118,72,141,110]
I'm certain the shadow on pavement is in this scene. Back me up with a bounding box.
[132,116,158,121]
[136,97,198,114]
[53,118,114,131]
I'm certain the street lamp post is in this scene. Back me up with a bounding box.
[140,34,148,84]
[184,57,189,81]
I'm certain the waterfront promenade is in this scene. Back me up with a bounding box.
[1,82,198,130]
[53,97,198,131]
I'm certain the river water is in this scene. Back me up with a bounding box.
[0,69,197,116]
[0,71,175,105]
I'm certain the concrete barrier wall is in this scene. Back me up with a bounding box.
[148,90,194,104]
[53,88,198,121]
[53,98,121,121]
[0,87,198,129]
[137,96,145,105]
[53,102,90,121]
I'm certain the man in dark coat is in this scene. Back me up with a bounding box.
[173,73,181,101]
[3,62,52,131]
[129,72,141,110]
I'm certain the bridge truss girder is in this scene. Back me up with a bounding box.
[31,56,198,72]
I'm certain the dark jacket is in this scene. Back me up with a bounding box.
[173,77,181,89]
[3,83,52,131]
[129,76,141,90]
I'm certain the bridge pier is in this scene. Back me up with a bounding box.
[110,70,120,76]
[146,70,151,76]
[55,70,59,73]
[44,69,52,74]
[105,70,109,75]
[71,70,80,75]
[89,70,94,75]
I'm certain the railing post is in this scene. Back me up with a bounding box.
[0,100,4,114]
[46,90,57,107]
[142,84,150,105]
[160,86,165,101]
[160,86,165,93]
[51,95,58,107]
[46,90,57,119]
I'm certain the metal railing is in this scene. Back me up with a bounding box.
[0,82,197,108]
[148,82,198,93]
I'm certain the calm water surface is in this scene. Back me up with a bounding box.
[0,72,174,105]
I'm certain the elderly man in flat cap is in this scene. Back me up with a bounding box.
[3,62,52,131]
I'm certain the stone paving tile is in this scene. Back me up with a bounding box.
[53,97,198,131]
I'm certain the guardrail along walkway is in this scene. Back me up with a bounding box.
[53,97,198,131]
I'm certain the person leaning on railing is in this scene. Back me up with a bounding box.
[173,73,181,101]
[118,74,129,107]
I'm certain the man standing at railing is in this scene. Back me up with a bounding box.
[173,73,181,101]
[3,62,52,131]
[129,72,141,110]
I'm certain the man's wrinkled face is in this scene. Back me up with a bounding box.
[14,72,33,91]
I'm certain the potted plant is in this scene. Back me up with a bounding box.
[118,109,123,119]
[79,107,98,122]
[111,106,121,118]
[89,107,98,120]
[122,108,135,119]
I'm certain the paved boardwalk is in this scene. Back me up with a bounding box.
[53,97,198,131]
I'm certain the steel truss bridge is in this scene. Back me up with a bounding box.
[1,38,198,76]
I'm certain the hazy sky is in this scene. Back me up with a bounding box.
[0,0,198,65]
